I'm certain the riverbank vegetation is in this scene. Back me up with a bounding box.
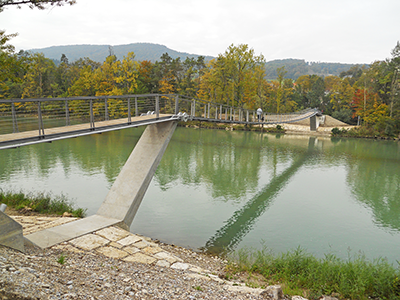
[226,247,400,300]
[179,120,285,133]
[0,189,86,217]
[1,30,399,137]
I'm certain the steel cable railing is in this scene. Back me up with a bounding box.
[0,94,320,148]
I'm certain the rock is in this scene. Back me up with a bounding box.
[292,296,308,300]
[62,212,73,217]
[170,262,189,270]
[260,285,284,300]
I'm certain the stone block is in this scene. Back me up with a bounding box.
[117,234,142,246]
[123,253,156,264]
[96,246,129,259]
[95,226,129,241]
[70,234,109,251]
[123,245,140,254]
[0,211,24,252]
[154,251,183,264]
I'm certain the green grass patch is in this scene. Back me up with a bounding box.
[0,189,86,218]
[226,247,400,300]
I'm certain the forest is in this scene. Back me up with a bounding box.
[1,30,400,137]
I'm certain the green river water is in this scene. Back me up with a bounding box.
[1,127,400,262]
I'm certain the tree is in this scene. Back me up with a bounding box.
[0,0,75,12]
[22,52,56,98]
[0,30,26,98]
[197,44,265,109]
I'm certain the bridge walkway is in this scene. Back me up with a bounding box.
[0,114,174,149]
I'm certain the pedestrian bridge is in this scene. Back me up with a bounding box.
[0,94,322,150]
[0,94,322,251]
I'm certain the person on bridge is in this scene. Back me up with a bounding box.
[257,107,263,122]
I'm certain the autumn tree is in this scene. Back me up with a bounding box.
[22,52,56,98]
[0,30,27,98]
[136,60,154,94]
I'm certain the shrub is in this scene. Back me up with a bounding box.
[0,189,86,217]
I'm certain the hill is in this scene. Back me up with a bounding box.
[29,43,214,63]
[29,43,362,79]
[264,59,366,80]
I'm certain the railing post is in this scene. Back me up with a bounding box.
[37,101,44,138]
[11,103,18,133]
[230,107,232,121]
[128,98,131,123]
[156,95,160,119]
[204,104,207,119]
[246,110,249,123]
[193,100,196,117]
[207,103,210,119]
[90,99,95,130]
[225,108,227,121]
[135,97,138,117]
[220,105,222,120]
[175,95,179,115]
[215,106,217,119]
[65,100,70,126]
[105,98,109,121]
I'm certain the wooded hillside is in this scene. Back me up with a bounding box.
[29,43,361,79]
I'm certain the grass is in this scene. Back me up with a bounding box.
[57,254,66,265]
[225,246,400,300]
[331,126,399,139]
[0,189,86,218]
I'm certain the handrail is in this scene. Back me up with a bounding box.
[0,94,321,149]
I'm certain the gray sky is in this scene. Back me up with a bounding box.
[1,0,399,64]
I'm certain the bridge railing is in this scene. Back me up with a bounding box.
[0,95,168,135]
[0,94,319,136]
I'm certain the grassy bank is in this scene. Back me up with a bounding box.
[0,190,86,218]
[331,126,400,140]
[178,120,285,133]
[226,247,400,300]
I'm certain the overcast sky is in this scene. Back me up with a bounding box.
[1,0,399,64]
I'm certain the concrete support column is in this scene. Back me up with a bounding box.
[96,121,177,228]
[310,115,317,131]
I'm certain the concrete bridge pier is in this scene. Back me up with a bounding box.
[310,115,317,131]
[24,120,177,248]
[96,120,177,229]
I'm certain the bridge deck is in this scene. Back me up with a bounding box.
[0,114,174,150]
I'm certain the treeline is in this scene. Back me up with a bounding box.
[264,59,360,80]
[1,30,399,136]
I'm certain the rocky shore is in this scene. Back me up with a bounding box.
[0,212,273,300]
[1,211,341,300]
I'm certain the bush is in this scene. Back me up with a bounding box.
[0,189,86,217]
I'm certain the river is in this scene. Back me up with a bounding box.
[0,127,399,262]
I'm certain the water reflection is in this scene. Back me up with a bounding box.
[1,127,400,260]
[204,137,316,255]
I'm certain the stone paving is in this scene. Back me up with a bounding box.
[10,215,228,284]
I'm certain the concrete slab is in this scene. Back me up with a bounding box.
[0,211,24,252]
[25,214,122,248]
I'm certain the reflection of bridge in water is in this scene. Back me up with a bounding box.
[0,94,322,252]
[204,137,316,255]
